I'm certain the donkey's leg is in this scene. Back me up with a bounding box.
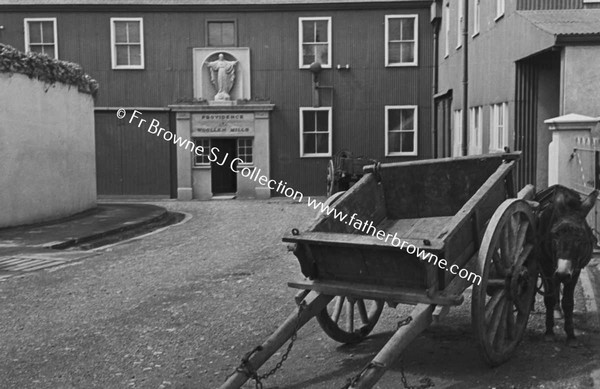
[544,278,557,340]
[562,272,579,341]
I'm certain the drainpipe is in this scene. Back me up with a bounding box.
[461,0,469,156]
[432,18,440,158]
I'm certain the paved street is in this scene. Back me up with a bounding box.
[0,200,599,389]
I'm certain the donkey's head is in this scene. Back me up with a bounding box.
[549,187,597,278]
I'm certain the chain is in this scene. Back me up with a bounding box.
[397,316,413,329]
[400,360,434,389]
[340,316,434,389]
[340,362,384,389]
[235,302,306,389]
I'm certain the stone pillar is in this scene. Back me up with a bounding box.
[546,113,600,186]
[175,111,193,200]
[254,110,271,199]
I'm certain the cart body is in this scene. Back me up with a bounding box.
[286,153,519,305]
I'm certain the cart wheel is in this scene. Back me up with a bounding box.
[326,159,339,197]
[316,296,384,344]
[472,199,537,366]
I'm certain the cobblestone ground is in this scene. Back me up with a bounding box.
[0,199,598,389]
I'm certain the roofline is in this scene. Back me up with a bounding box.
[556,33,600,45]
[0,1,432,13]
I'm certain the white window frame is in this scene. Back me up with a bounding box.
[453,109,463,157]
[299,107,332,157]
[298,17,332,69]
[385,105,418,157]
[385,15,419,67]
[24,18,58,59]
[456,0,463,49]
[110,17,145,70]
[444,3,450,58]
[469,106,483,155]
[495,0,505,20]
[473,0,481,37]
[490,102,509,153]
[237,138,253,165]
[193,138,211,167]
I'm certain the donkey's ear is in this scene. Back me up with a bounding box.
[581,189,598,216]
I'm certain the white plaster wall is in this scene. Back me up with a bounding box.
[562,46,600,117]
[0,73,96,227]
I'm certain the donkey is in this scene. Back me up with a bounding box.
[536,185,597,343]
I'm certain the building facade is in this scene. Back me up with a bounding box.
[434,0,600,190]
[1,0,435,198]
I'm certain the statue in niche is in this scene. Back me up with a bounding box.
[205,53,238,101]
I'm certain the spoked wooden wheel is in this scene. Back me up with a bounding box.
[316,296,384,344]
[326,159,338,197]
[472,199,537,366]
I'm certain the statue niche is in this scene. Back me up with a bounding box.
[204,53,239,101]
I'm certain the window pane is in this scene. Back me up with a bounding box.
[302,44,315,66]
[497,105,503,126]
[221,23,235,46]
[316,111,328,131]
[208,22,235,46]
[128,22,140,43]
[401,18,414,41]
[401,109,414,131]
[29,22,42,44]
[303,111,315,132]
[388,42,401,63]
[29,45,44,54]
[315,20,328,43]
[316,134,329,154]
[116,45,129,65]
[302,21,314,42]
[114,22,127,43]
[42,21,54,43]
[303,134,316,154]
[388,109,401,131]
[389,19,401,40]
[316,44,328,64]
[208,23,221,46]
[389,132,401,153]
[400,132,414,152]
[400,43,414,63]
[44,46,55,58]
[129,45,141,65]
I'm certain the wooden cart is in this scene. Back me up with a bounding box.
[221,153,538,389]
[327,150,377,197]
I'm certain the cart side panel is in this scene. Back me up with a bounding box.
[306,245,434,289]
[441,163,514,288]
[377,155,510,220]
[313,173,386,233]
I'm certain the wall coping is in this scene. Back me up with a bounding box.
[545,113,600,131]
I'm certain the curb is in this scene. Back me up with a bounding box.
[580,266,599,328]
[580,262,600,388]
[48,207,169,250]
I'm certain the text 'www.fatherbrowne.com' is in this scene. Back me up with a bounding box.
[117,109,482,286]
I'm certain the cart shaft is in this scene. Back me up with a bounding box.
[349,304,435,389]
[219,291,333,389]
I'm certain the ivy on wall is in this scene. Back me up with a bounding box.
[0,43,99,98]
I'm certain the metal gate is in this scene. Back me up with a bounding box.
[95,110,175,197]
[569,135,600,240]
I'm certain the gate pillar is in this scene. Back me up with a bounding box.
[545,113,599,187]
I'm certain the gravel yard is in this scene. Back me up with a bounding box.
[0,199,598,389]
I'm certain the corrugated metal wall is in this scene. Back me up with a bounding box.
[517,0,583,10]
[514,61,538,189]
[1,4,433,196]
